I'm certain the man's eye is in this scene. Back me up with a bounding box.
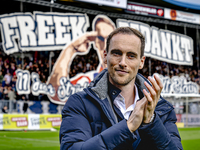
[128,54,135,59]
[113,52,121,56]
[111,50,121,56]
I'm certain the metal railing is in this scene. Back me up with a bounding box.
[0,100,17,113]
[164,96,200,127]
[0,100,64,114]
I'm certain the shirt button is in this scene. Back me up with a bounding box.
[112,91,117,95]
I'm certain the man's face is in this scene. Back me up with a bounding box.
[104,33,145,88]
[95,21,114,61]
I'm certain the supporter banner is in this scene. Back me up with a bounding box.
[0,12,195,104]
[117,19,194,66]
[0,12,193,65]
[126,2,164,18]
[76,0,127,9]
[0,114,61,130]
[0,12,89,54]
[176,114,200,126]
[164,8,200,24]
[16,69,200,105]
[155,73,199,95]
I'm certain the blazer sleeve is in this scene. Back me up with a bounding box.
[60,93,137,150]
[138,103,183,150]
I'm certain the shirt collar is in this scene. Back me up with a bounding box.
[114,84,139,109]
[108,80,140,104]
[113,84,139,120]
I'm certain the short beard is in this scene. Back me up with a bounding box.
[109,74,135,87]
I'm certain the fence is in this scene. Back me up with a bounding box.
[0,100,17,114]
[164,96,200,127]
[0,100,64,114]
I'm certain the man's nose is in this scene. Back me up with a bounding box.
[119,55,127,68]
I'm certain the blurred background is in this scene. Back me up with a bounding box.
[0,0,200,149]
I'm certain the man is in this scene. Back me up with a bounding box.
[8,86,16,101]
[8,86,17,111]
[47,15,115,104]
[60,27,183,149]
[22,95,28,114]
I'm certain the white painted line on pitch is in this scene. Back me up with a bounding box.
[0,136,59,143]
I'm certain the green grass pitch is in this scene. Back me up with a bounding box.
[0,130,60,150]
[178,127,200,150]
[0,127,200,149]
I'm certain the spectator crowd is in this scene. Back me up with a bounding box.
[0,46,200,104]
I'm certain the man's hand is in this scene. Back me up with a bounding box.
[71,31,98,53]
[127,97,147,132]
[143,74,163,123]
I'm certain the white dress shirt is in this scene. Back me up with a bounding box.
[113,85,139,120]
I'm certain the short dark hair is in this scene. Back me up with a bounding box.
[106,27,145,57]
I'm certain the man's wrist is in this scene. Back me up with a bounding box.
[149,113,155,123]
[142,113,155,125]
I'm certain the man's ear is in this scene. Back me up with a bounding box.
[139,56,146,69]
[103,50,107,64]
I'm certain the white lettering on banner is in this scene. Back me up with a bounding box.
[57,77,89,101]
[140,24,151,53]
[12,117,28,127]
[0,12,194,65]
[37,15,55,46]
[160,31,171,59]
[47,117,61,127]
[127,5,157,14]
[0,15,19,54]
[16,69,89,101]
[16,69,199,102]
[117,19,194,65]
[31,72,55,97]
[17,15,37,47]
[0,12,89,54]
[16,69,31,95]
[155,73,199,94]
[151,27,161,56]
[16,70,55,96]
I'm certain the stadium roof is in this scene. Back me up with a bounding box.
[11,0,200,28]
